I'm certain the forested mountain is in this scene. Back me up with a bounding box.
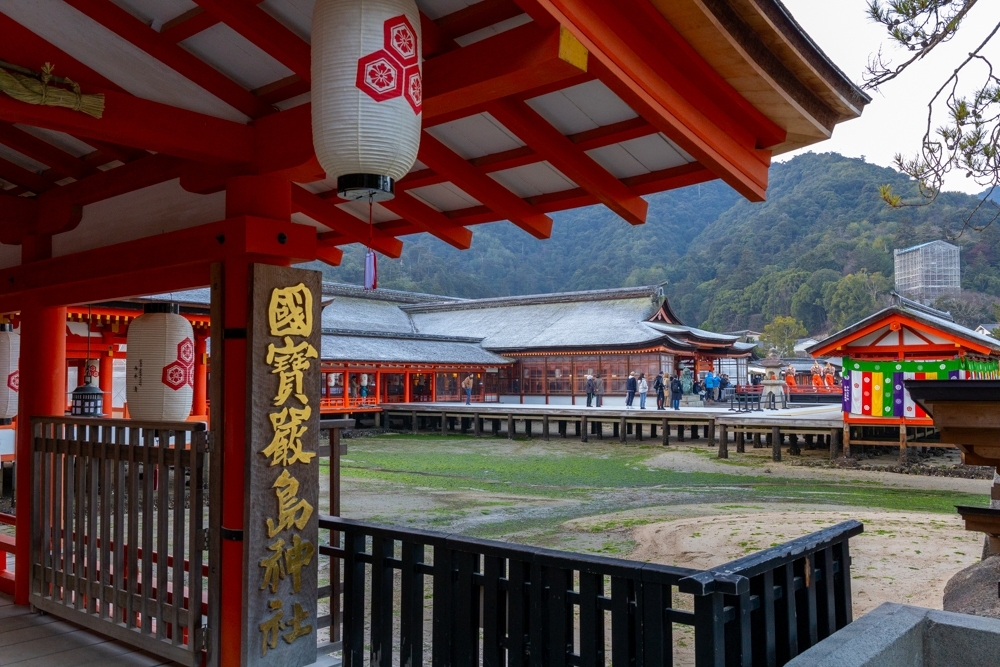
[317,153,1000,335]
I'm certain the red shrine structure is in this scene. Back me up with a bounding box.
[0,1,867,665]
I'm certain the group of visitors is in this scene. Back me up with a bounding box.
[583,374,606,407]
[694,371,731,402]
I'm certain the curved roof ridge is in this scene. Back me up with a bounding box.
[401,285,663,314]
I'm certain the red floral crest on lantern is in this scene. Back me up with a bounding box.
[355,14,421,114]
[7,370,18,392]
[161,337,195,390]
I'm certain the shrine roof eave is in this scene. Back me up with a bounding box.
[807,306,1000,358]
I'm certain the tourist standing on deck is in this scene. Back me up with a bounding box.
[625,372,637,408]
[585,374,596,407]
[461,374,474,404]
[595,375,605,407]
[669,376,682,410]
[704,371,717,402]
[653,371,665,410]
[637,373,648,409]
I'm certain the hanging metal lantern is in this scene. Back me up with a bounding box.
[126,303,194,422]
[70,376,103,417]
[312,0,422,201]
[0,323,19,422]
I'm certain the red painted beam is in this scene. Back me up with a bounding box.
[0,216,317,311]
[436,0,524,41]
[486,97,647,224]
[38,154,187,211]
[63,0,272,119]
[522,0,777,201]
[290,186,403,258]
[400,117,655,190]
[0,122,97,180]
[378,193,473,250]
[417,133,552,239]
[193,0,311,82]
[0,157,54,194]
[423,22,587,120]
[0,89,253,164]
[161,7,221,43]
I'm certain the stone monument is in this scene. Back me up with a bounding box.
[759,348,786,410]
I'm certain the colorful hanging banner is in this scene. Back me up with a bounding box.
[841,357,999,420]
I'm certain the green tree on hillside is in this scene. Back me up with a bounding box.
[759,316,807,357]
[826,270,892,330]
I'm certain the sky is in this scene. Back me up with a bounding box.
[778,0,1000,195]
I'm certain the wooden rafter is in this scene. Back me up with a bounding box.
[418,133,552,239]
[192,0,311,82]
[376,193,473,250]
[63,0,273,119]
[436,0,525,41]
[0,122,97,181]
[486,97,647,224]
[290,186,403,258]
[0,157,54,194]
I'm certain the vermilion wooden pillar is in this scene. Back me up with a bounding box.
[14,304,66,604]
[192,334,208,417]
[215,175,291,666]
[99,351,113,417]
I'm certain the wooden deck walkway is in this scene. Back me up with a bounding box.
[0,593,180,667]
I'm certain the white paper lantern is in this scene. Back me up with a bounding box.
[312,0,422,201]
[126,304,194,422]
[0,325,19,420]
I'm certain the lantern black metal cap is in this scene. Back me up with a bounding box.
[143,302,180,314]
[0,323,11,332]
[337,173,395,202]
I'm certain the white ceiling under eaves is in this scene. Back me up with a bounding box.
[337,198,402,223]
[0,0,249,123]
[0,143,49,174]
[526,80,638,135]
[260,0,314,43]
[110,0,197,30]
[416,0,483,21]
[586,134,693,179]
[408,182,481,212]
[425,113,524,160]
[454,13,532,46]
[53,179,225,258]
[489,162,576,198]
[181,23,296,91]
[0,243,21,271]
[14,126,97,159]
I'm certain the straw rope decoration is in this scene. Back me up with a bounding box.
[0,61,104,119]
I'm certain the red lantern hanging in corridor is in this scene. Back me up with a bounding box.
[0,324,19,420]
[311,0,422,201]
[126,303,194,421]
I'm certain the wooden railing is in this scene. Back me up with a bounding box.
[29,417,209,667]
[317,516,862,667]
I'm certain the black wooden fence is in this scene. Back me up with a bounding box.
[318,515,862,667]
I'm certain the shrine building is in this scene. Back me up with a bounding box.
[0,0,870,665]
[808,294,1000,456]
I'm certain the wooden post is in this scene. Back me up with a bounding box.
[542,415,549,441]
[707,420,716,449]
[662,419,669,446]
[753,432,762,449]
[619,417,627,443]
[441,413,447,436]
[651,423,657,438]
[718,424,728,459]
[507,414,514,440]
[492,418,500,436]
[736,430,745,453]
[678,424,685,441]
[474,413,482,437]
[14,302,66,605]
[636,422,643,441]
[830,429,842,459]
[898,425,907,463]
[411,410,418,434]
[581,415,588,443]
[525,419,532,438]
[772,426,781,462]
[192,333,208,417]
[559,420,566,437]
[843,424,851,458]
[99,349,115,418]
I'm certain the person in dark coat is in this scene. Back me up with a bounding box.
[669,376,682,410]
[625,372,637,409]
[585,375,596,407]
[653,371,666,410]
[595,375,605,407]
